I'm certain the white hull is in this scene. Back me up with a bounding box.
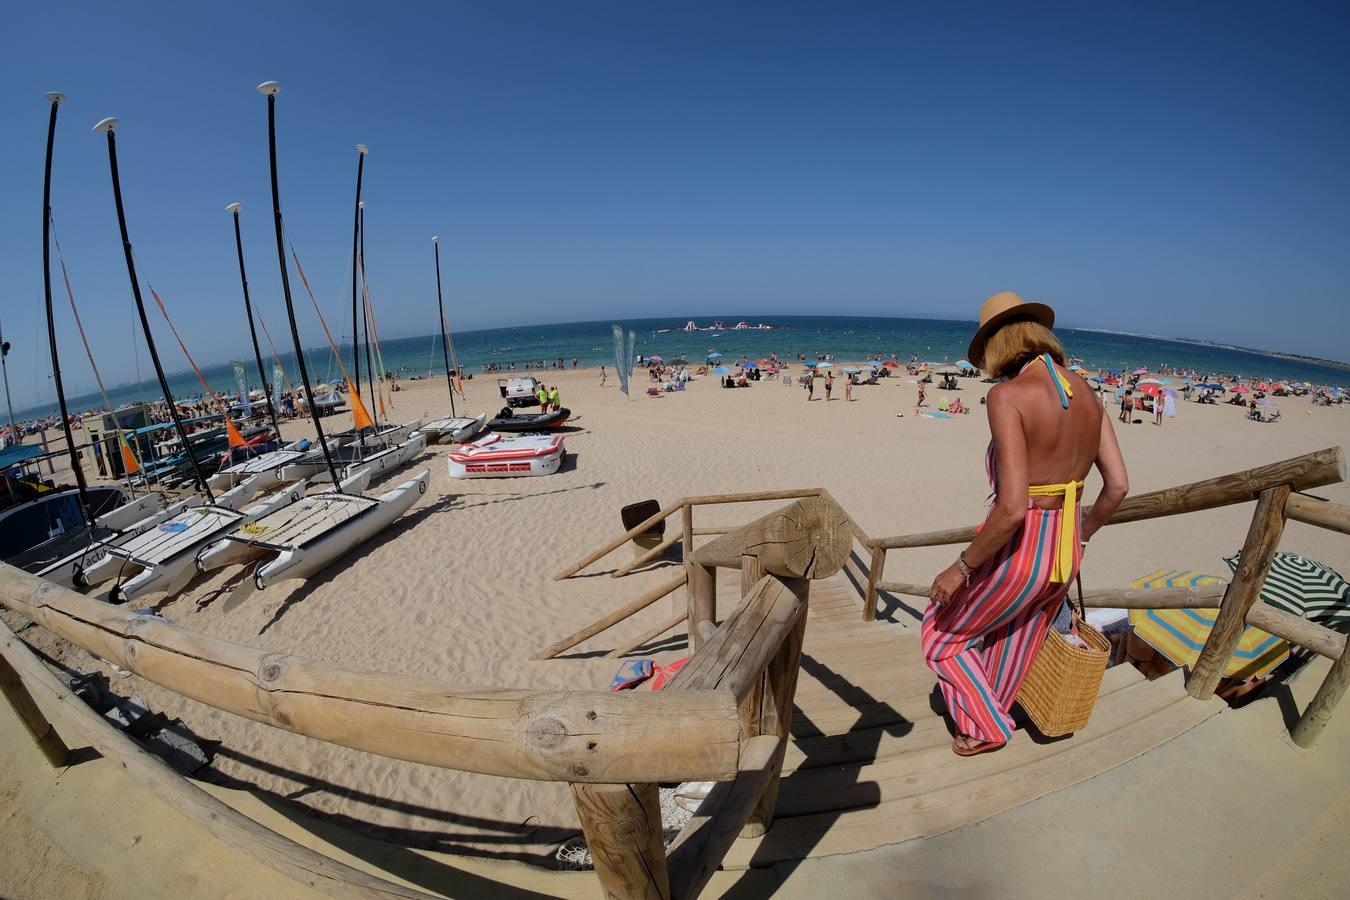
[199,470,429,590]
[446,433,565,479]
[417,413,487,444]
[279,420,424,483]
[195,468,371,573]
[80,475,290,602]
[207,442,307,491]
[94,492,174,531]
[256,470,428,588]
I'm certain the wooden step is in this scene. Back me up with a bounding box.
[721,671,1224,867]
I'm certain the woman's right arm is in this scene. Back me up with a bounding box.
[1083,414,1128,541]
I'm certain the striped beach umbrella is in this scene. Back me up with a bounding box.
[1223,552,1350,632]
[1127,569,1288,680]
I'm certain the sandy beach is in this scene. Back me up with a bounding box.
[8,364,1350,863]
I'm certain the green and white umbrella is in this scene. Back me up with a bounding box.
[1224,551,1350,632]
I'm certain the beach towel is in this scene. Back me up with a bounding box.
[609,659,654,691]
[647,657,689,690]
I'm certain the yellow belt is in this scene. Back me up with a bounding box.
[1027,480,1085,583]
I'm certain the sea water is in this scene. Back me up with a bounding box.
[15,315,1348,419]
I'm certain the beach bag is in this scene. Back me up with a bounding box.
[1016,575,1109,736]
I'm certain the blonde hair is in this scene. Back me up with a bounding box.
[981,319,1066,379]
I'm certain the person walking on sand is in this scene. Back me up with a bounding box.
[845,374,854,402]
[600,366,607,387]
[806,372,815,401]
[924,292,1128,758]
[825,370,834,401]
[1154,391,1164,426]
[917,382,927,408]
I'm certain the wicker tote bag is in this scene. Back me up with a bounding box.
[1016,575,1110,736]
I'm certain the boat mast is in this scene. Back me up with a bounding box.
[94,116,214,503]
[226,203,283,444]
[0,317,19,451]
[358,202,377,424]
[432,236,456,417]
[349,144,366,413]
[258,81,343,489]
[42,93,94,522]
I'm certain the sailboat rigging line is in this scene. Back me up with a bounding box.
[50,214,143,495]
[349,145,366,411]
[255,314,296,396]
[288,241,364,393]
[95,117,214,503]
[228,204,282,442]
[41,92,93,523]
[432,236,457,416]
[260,82,342,489]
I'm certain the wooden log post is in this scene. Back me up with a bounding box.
[1291,643,1350,750]
[681,503,694,560]
[1187,485,1291,700]
[863,545,885,622]
[570,782,670,900]
[1285,493,1350,536]
[741,576,807,838]
[737,495,852,580]
[687,561,716,652]
[0,628,70,768]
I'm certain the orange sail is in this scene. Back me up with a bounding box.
[347,380,374,431]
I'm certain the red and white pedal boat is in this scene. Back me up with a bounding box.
[446,433,565,478]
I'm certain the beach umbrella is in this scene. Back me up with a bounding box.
[648,355,663,363]
[957,359,975,369]
[1197,383,1224,391]
[1089,376,1107,383]
[1232,385,1250,394]
[815,361,834,368]
[1138,377,1164,386]
[712,366,731,375]
[742,361,759,369]
[802,361,818,368]
[1137,383,1162,397]
[842,367,863,374]
[756,359,771,366]
[869,360,883,368]
[1128,569,1288,680]
[1258,398,1278,408]
[706,351,722,359]
[883,361,900,369]
[1223,552,1350,632]
[1133,367,1149,375]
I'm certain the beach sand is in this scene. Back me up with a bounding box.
[9,365,1350,863]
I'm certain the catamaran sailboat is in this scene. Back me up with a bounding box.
[415,235,486,445]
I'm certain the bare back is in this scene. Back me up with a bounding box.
[994,360,1101,488]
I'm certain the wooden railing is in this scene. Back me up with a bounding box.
[862,447,1350,749]
[0,494,853,900]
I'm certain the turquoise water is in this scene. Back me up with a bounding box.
[14,315,1348,419]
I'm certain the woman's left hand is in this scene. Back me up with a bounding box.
[930,563,966,605]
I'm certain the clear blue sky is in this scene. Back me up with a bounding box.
[3,1,1347,402]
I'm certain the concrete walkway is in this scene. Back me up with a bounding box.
[2,657,1347,899]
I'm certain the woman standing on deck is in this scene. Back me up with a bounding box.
[923,292,1129,757]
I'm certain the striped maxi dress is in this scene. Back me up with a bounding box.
[921,360,1083,744]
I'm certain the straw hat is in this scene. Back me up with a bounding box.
[967,291,1056,369]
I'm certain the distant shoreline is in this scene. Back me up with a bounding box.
[1065,326,1350,372]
